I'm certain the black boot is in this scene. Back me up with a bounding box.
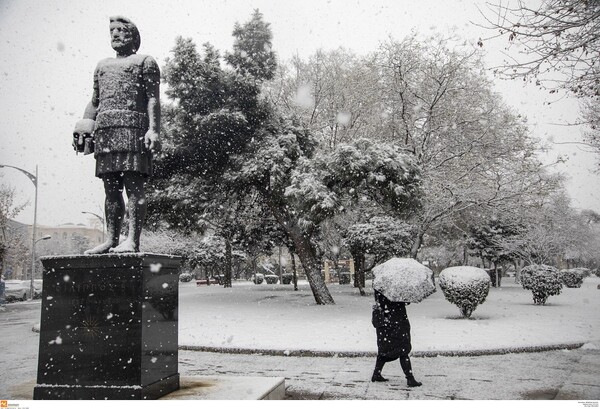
[400,355,422,387]
[371,372,389,382]
[371,355,388,382]
[406,375,422,387]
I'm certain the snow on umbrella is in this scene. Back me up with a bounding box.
[372,258,436,303]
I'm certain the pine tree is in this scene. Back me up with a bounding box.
[226,9,277,82]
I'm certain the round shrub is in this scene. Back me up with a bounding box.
[560,269,585,288]
[281,273,293,284]
[439,266,490,318]
[264,274,279,284]
[253,273,264,284]
[520,264,563,305]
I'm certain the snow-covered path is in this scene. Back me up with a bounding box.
[178,347,600,400]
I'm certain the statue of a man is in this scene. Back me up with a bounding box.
[75,16,160,254]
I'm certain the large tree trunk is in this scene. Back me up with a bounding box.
[279,225,333,303]
[291,231,335,304]
[264,195,334,304]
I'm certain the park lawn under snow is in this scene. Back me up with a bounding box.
[178,275,600,354]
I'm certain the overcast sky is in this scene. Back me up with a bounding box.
[1,0,598,227]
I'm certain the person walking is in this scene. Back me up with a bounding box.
[371,289,422,387]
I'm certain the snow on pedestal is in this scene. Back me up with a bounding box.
[372,258,436,303]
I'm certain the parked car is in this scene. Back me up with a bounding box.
[4,280,32,302]
[32,279,43,299]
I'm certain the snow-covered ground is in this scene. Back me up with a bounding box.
[1,275,599,404]
[179,275,600,354]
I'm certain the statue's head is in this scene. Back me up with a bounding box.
[109,16,141,55]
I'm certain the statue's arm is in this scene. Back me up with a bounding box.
[145,92,160,150]
[143,57,160,151]
[72,67,99,150]
[83,65,100,120]
[83,100,97,121]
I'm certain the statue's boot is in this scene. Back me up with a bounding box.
[109,238,137,253]
[85,200,123,254]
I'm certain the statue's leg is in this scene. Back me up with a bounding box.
[110,172,146,253]
[85,174,125,254]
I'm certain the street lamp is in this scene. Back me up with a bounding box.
[82,211,105,241]
[0,163,40,300]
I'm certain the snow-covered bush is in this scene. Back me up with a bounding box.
[265,274,279,284]
[253,273,264,284]
[281,273,293,284]
[439,266,490,318]
[560,269,585,288]
[179,272,193,282]
[520,264,563,305]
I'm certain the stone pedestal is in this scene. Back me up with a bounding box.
[33,253,181,400]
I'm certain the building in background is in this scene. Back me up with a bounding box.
[1,221,103,280]
[31,223,103,247]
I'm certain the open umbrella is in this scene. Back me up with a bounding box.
[372,258,436,303]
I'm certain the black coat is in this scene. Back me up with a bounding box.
[373,290,412,360]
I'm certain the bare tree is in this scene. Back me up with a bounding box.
[373,33,563,258]
[581,98,600,166]
[270,33,566,261]
[478,0,600,97]
[267,48,381,150]
[0,184,29,277]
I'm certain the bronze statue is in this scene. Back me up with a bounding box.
[75,16,160,254]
